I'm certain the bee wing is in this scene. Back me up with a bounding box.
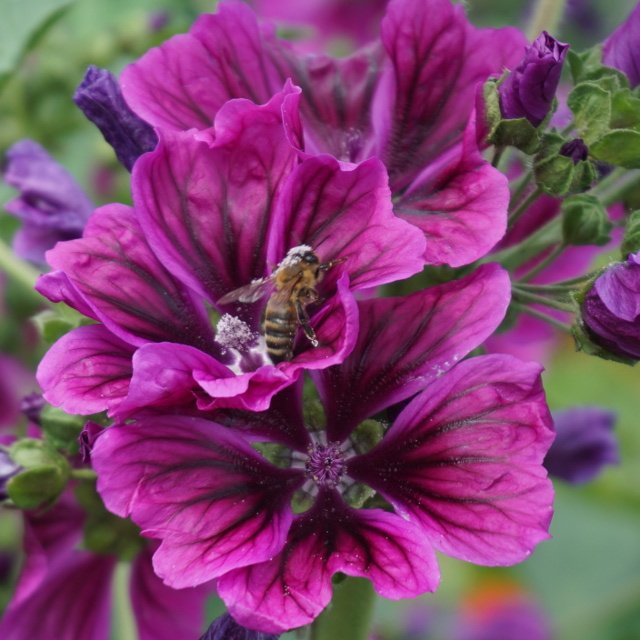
[218,276,276,304]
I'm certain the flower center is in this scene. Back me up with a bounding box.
[305,443,346,488]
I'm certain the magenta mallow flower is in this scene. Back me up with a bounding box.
[119,0,527,267]
[91,265,555,633]
[74,66,158,171]
[0,492,210,640]
[36,86,426,417]
[544,407,619,484]
[200,614,279,640]
[499,31,569,127]
[582,252,640,359]
[603,3,640,87]
[3,140,93,265]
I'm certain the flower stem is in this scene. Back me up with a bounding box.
[311,578,376,640]
[591,168,640,207]
[508,186,543,227]
[0,237,44,306]
[512,286,574,311]
[527,0,569,40]
[511,302,573,333]
[113,562,137,640]
[519,243,566,282]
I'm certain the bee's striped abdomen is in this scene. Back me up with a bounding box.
[264,302,297,363]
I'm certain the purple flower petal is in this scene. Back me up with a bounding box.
[603,3,640,87]
[374,0,526,188]
[218,489,439,633]
[395,128,510,266]
[74,66,158,171]
[268,155,426,291]
[93,416,304,588]
[545,407,619,484]
[200,613,280,640]
[45,204,215,351]
[36,270,98,320]
[349,355,555,566]
[3,140,93,265]
[133,87,300,308]
[131,547,211,640]
[37,325,135,415]
[316,264,511,442]
[121,2,282,131]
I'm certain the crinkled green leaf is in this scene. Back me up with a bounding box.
[591,130,640,168]
[568,83,612,145]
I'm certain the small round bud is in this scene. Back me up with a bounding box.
[561,194,612,246]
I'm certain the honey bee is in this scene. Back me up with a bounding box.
[218,246,344,363]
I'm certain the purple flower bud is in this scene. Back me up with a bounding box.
[545,407,619,483]
[200,614,280,640]
[20,393,45,425]
[603,3,640,87]
[0,449,22,501]
[73,66,158,171]
[78,422,104,463]
[499,31,569,127]
[582,253,640,359]
[559,138,589,164]
[3,140,93,265]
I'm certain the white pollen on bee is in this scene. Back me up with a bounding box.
[278,244,314,269]
[215,314,258,351]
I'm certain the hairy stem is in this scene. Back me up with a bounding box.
[527,0,569,40]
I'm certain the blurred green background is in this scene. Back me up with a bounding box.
[1,1,639,638]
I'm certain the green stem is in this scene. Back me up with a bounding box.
[527,0,569,39]
[515,282,579,294]
[512,286,574,311]
[519,243,566,282]
[508,187,543,226]
[511,302,573,333]
[509,171,534,207]
[593,168,640,207]
[70,468,97,481]
[0,237,45,306]
[112,562,137,640]
[311,578,376,640]
[491,146,505,168]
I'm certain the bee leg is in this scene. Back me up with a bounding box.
[319,256,347,272]
[295,299,318,347]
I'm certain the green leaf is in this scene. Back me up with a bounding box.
[568,83,612,145]
[621,210,640,257]
[0,0,73,82]
[591,130,640,169]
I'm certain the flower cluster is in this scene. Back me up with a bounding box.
[6,0,640,638]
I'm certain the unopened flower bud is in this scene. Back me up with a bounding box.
[561,194,612,246]
[499,31,569,127]
[74,66,158,171]
[545,407,619,483]
[200,614,280,640]
[560,138,589,164]
[20,393,45,425]
[581,253,640,359]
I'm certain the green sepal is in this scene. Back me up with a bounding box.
[572,321,637,366]
[40,404,85,453]
[533,133,597,196]
[590,130,640,168]
[75,481,143,560]
[568,46,628,88]
[561,194,613,246]
[482,77,541,154]
[6,438,70,509]
[567,83,612,145]
[32,303,94,345]
[350,419,384,455]
[620,210,640,257]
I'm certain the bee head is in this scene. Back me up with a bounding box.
[301,251,319,265]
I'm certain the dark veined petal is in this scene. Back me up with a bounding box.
[349,355,555,566]
[374,0,525,189]
[316,264,510,442]
[121,1,282,131]
[45,204,215,352]
[93,416,304,588]
[267,155,426,292]
[217,489,439,633]
[37,325,135,416]
[133,86,300,309]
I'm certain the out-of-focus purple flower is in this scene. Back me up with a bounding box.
[148,10,170,32]
[544,407,619,483]
[92,264,555,633]
[3,140,93,265]
[582,252,640,359]
[200,613,279,640]
[37,86,425,418]
[603,3,640,87]
[560,138,589,164]
[0,448,22,500]
[20,393,45,425]
[74,66,158,171]
[120,0,528,267]
[499,31,569,127]
[0,490,210,640]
